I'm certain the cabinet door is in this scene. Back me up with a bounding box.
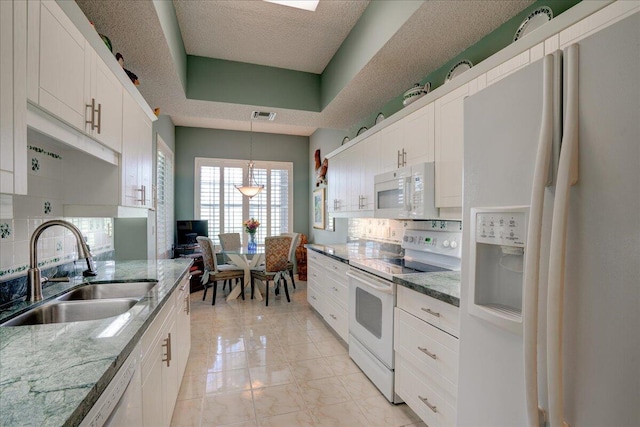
[0,0,28,195]
[141,339,164,427]
[378,121,402,173]
[175,278,191,379]
[37,0,87,130]
[434,83,468,208]
[326,154,345,214]
[162,318,179,427]
[122,91,152,207]
[90,53,123,152]
[403,103,435,166]
[357,134,379,211]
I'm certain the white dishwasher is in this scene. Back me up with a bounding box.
[80,342,142,427]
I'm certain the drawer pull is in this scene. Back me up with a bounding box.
[418,346,437,360]
[332,286,338,292]
[330,314,337,320]
[421,307,441,317]
[419,395,438,413]
[311,295,317,300]
[184,295,190,314]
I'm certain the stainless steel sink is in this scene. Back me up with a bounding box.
[57,281,157,301]
[2,298,139,326]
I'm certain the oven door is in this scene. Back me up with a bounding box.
[347,268,396,368]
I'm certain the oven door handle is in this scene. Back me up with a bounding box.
[347,270,394,294]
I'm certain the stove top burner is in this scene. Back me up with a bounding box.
[350,257,451,281]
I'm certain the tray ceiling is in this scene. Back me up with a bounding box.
[76,0,533,136]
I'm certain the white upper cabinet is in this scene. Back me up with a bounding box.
[0,0,28,195]
[87,51,123,152]
[378,104,434,174]
[122,91,153,208]
[434,83,468,209]
[28,0,125,154]
[31,0,87,130]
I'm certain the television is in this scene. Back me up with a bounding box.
[176,220,209,245]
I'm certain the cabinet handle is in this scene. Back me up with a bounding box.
[137,185,146,204]
[330,314,337,320]
[96,102,102,134]
[311,295,317,300]
[419,395,438,413]
[397,150,402,168]
[85,98,98,131]
[162,333,172,367]
[418,346,437,360]
[421,307,441,317]
[402,149,407,166]
[184,295,190,315]
[332,286,338,292]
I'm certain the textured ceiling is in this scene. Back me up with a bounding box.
[173,0,370,74]
[76,0,533,136]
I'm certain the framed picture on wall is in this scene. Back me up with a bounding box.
[313,188,325,229]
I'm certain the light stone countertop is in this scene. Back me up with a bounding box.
[305,243,460,307]
[393,271,461,307]
[0,258,192,427]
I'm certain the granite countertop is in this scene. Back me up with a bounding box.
[305,242,401,263]
[393,271,461,307]
[0,258,192,427]
[306,243,460,307]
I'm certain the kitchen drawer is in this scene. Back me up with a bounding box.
[323,297,348,342]
[396,354,457,427]
[307,249,323,265]
[394,308,458,396]
[397,285,459,337]
[307,263,322,286]
[325,256,349,277]
[307,281,324,313]
[326,275,348,310]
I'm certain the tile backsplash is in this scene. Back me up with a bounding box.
[348,218,463,245]
[0,141,114,282]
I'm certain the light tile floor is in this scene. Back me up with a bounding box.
[171,278,426,427]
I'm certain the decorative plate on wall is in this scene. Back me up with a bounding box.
[341,136,350,145]
[513,6,553,42]
[375,112,385,125]
[445,60,473,84]
[357,126,368,136]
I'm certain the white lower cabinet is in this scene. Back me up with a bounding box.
[306,250,349,342]
[140,276,191,427]
[394,285,459,427]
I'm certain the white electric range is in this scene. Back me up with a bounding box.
[347,229,462,403]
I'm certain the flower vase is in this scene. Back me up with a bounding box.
[247,232,257,253]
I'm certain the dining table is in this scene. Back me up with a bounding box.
[222,247,265,301]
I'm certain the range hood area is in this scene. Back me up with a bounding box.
[26,125,150,219]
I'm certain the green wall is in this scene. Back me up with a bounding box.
[187,56,321,111]
[174,127,310,235]
[152,0,188,93]
[347,0,582,137]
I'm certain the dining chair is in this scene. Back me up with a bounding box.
[197,236,245,305]
[280,232,300,289]
[218,233,241,251]
[250,235,292,306]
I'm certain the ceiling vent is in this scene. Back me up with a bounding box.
[252,111,277,121]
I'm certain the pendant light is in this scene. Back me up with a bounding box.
[235,121,264,198]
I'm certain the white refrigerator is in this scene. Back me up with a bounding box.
[458,11,639,427]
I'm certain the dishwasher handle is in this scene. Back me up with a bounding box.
[346,270,394,294]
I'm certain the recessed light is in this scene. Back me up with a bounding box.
[263,0,319,12]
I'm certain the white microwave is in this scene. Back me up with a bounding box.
[374,162,437,219]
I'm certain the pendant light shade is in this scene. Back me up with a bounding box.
[236,122,264,198]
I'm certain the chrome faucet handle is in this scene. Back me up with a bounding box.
[41,276,70,284]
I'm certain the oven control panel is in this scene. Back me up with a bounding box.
[402,229,462,258]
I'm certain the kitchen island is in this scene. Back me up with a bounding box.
[0,258,192,427]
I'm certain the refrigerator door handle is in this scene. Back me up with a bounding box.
[547,44,580,427]
[523,52,558,427]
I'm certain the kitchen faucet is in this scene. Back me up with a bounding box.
[28,220,97,301]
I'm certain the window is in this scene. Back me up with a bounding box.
[195,158,293,247]
[156,137,174,259]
